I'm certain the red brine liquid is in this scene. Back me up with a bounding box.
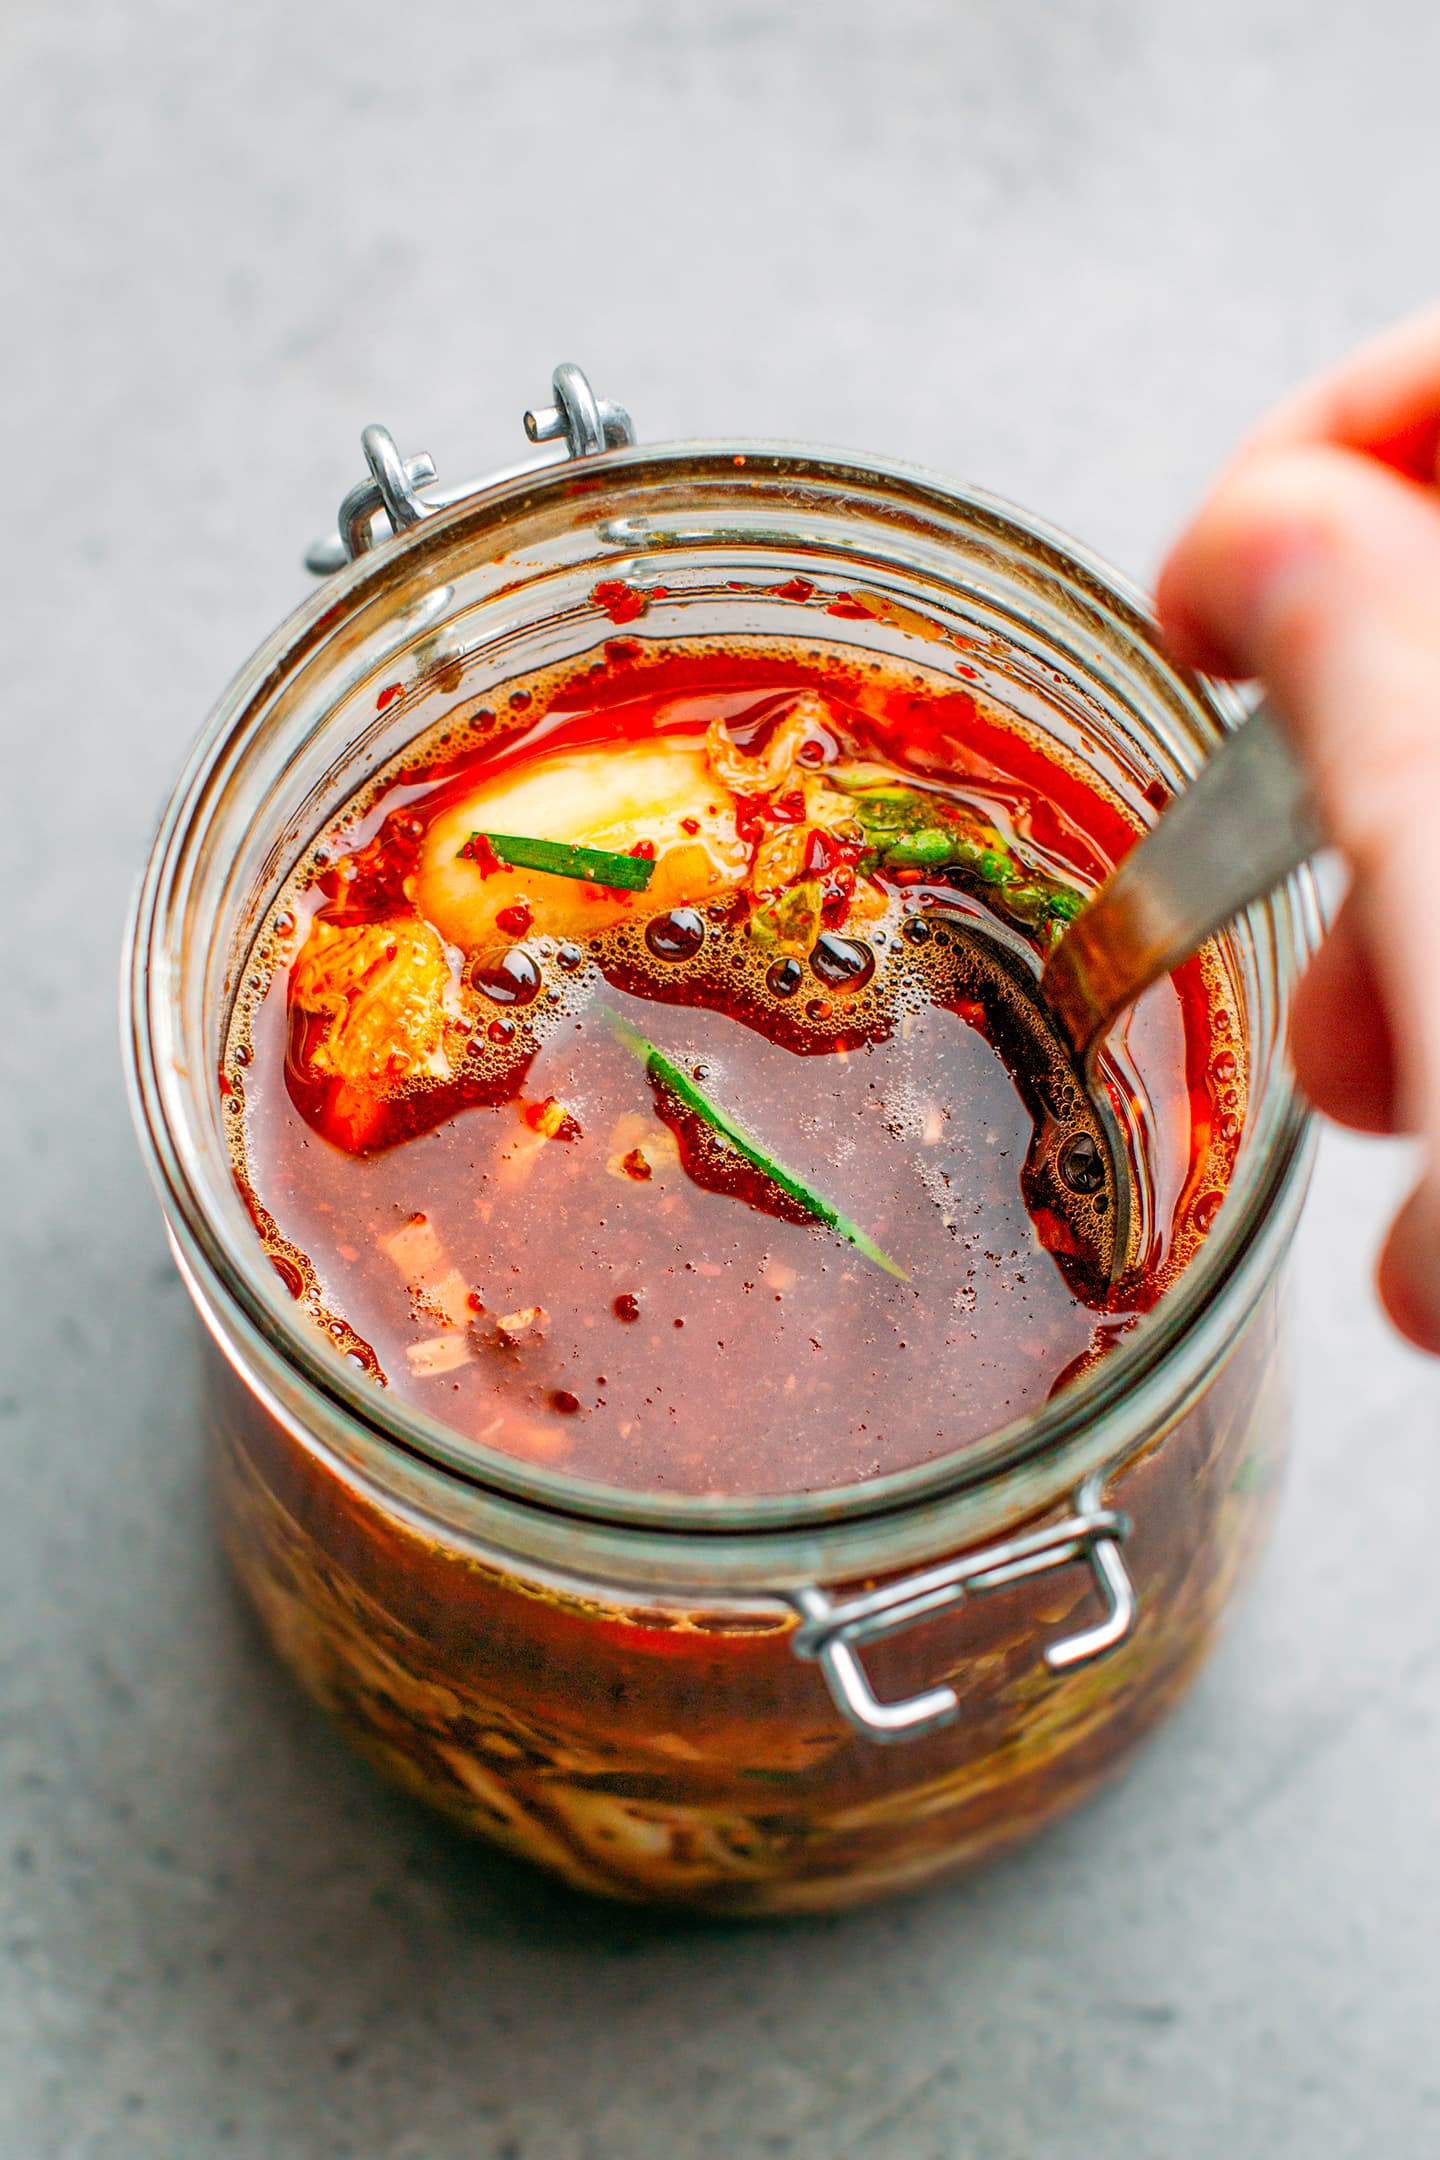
[227,641,1240,1496]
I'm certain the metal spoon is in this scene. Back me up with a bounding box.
[934,697,1321,1290]
[1042,697,1324,1064]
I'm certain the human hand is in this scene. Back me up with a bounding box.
[1156,306,1440,1352]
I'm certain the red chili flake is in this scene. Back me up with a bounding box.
[591,579,648,625]
[459,833,502,877]
[825,593,879,621]
[495,900,534,938]
[774,789,807,824]
[680,816,701,836]
[629,838,657,861]
[550,1389,582,1415]
[796,739,825,766]
[734,795,769,846]
[890,866,925,886]
[613,1292,642,1322]
[773,576,815,602]
[804,828,837,876]
[465,1290,486,1315]
[376,682,404,711]
[621,1148,653,1182]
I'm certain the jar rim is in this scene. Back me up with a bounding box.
[126,437,1321,1544]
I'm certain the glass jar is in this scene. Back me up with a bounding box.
[126,377,1320,1914]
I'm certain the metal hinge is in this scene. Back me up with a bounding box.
[303,362,635,576]
[787,1474,1136,1743]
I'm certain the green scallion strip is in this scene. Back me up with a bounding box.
[606,1012,907,1280]
[467,832,657,891]
[839,782,1084,936]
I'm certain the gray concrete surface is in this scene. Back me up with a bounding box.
[5,3,1440,2154]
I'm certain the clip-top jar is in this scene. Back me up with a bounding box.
[126,367,1319,1913]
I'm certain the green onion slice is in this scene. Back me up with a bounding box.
[606,1012,906,1279]
[465,832,657,891]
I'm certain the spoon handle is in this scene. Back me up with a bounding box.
[1041,699,1324,1060]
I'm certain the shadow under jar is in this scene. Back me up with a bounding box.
[127,427,1319,1915]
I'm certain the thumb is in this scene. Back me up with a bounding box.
[1158,444,1440,1348]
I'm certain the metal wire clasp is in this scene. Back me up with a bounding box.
[523,361,634,459]
[788,1475,1135,1743]
[304,362,635,576]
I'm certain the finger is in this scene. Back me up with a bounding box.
[1377,1181,1440,1354]
[1158,306,1440,678]
[1239,302,1440,485]
[1157,442,1440,1352]
[1156,485,1313,679]
[1290,892,1401,1136]
[1155,446,1440,877]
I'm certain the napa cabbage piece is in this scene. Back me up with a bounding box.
[288,916,467,1148]
[702,693,834,795]
[411,740,751,950]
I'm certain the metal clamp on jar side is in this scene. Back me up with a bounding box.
[303,362,635,575]
[789,1475,1135,1741]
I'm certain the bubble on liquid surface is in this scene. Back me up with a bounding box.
[1059,1132,1106,1195]
[473,948,542,1006]
[645,908,707,962]
[810,933,875,992]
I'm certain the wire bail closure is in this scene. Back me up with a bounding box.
[524,361,635,460]
[303,362,635,576]
[788,1475,1136,1742]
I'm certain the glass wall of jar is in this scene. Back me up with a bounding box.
[127,445,1319,1913]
